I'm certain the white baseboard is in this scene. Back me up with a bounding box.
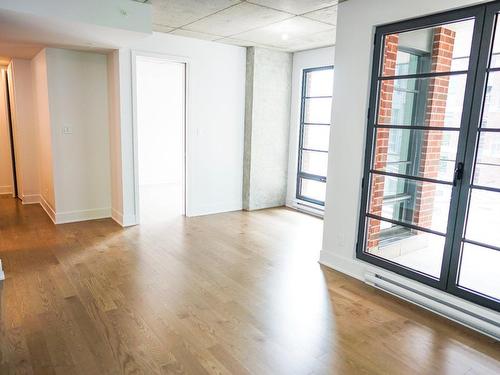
[22,194,41,204]
[111,209,137,227]
[21,194,113,225]
[0,259,4,281]
[0,185,13,195]
[56,207,111,224]
[319,250,500,327]
[39,195,57,223]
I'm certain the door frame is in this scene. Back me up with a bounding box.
[355,2,500,312]
[3,65,22,199]
[131,50,189,223]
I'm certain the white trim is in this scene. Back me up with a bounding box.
[21,194,40,204]
[111,208,137,227]
[130,50,189,224]
[319,251,500,334]
[0,259,4,281]
[55,207,111,224]
[39,194,56,223]
[0,185,13,195]
[111,208,123,225]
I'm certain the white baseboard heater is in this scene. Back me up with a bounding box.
[364,272,500,341]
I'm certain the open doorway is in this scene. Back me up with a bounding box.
[133,54,186,223]
[0,65,18,199]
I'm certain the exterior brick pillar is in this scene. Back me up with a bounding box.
[413,27,456,229]
[367,34,399,249]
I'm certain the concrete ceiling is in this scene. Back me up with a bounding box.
[152,0,338,52]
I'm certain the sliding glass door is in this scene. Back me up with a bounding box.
[357,2,500,311]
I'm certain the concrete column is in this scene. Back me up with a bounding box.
[243,47,292,211]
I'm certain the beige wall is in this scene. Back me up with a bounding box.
[32,49,55,212]
[10,59,39,201]
[107,50,124,223]
[45,48,111,222]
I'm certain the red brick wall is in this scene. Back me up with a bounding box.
[367,34,398,249]
[367,27,456,249]
[413,27,456,229]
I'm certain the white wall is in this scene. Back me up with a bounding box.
[136,57,184,187]
[320,0,496,316]
[110,32,246,221]
[45,48,111,223]
[0,68,13,194]
[286,46,335,211]
[31,50,55,211]
[10,58,39,201]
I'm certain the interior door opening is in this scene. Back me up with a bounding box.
[0,66,18,199]
[135,55,186,223]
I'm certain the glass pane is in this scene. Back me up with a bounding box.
[305,69,334,97]
[381,19,474,76]
[302,125,330,152]
[304,98,332,124]
[481,71,500,129]
[301,150,328,177]
[369,174,452,233]
[465,189,500,248]
[299,178,326,203]
[473,132,500,188]
[490,15,500,68]
[373,128,459,181]
[365,218,445,278]
[377,75,467,127]
[458,243,500,300]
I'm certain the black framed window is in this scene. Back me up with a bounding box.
[357,2,500,312]
[297,66,334,206]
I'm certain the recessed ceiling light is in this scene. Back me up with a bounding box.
[281,34,289,41]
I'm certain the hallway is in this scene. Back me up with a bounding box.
[0,196,498,374]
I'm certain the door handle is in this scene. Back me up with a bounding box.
[453,162,464,187]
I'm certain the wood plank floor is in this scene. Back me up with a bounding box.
[0,195,499,374]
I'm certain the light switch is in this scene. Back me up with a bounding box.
[63,126,73,135]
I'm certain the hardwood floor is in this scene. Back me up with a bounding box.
[0,195,498,374]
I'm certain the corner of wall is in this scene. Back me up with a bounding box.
[243,47,255,210]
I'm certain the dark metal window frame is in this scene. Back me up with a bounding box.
[356,1,500,312]
[379,47,429,240]
[296,65,334,207]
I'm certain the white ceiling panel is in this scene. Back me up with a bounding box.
[217,37,266,48]
[247,0,338,15]
[153,23,175,33]
[283,28,336,51]
[152,0,242,28]
[151,0,337,52]
[170,29,222,41]
[233,16,332,49]
[184,2,292,37]
[302,5,337,25]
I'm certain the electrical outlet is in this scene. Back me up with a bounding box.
[63,126,73,135]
